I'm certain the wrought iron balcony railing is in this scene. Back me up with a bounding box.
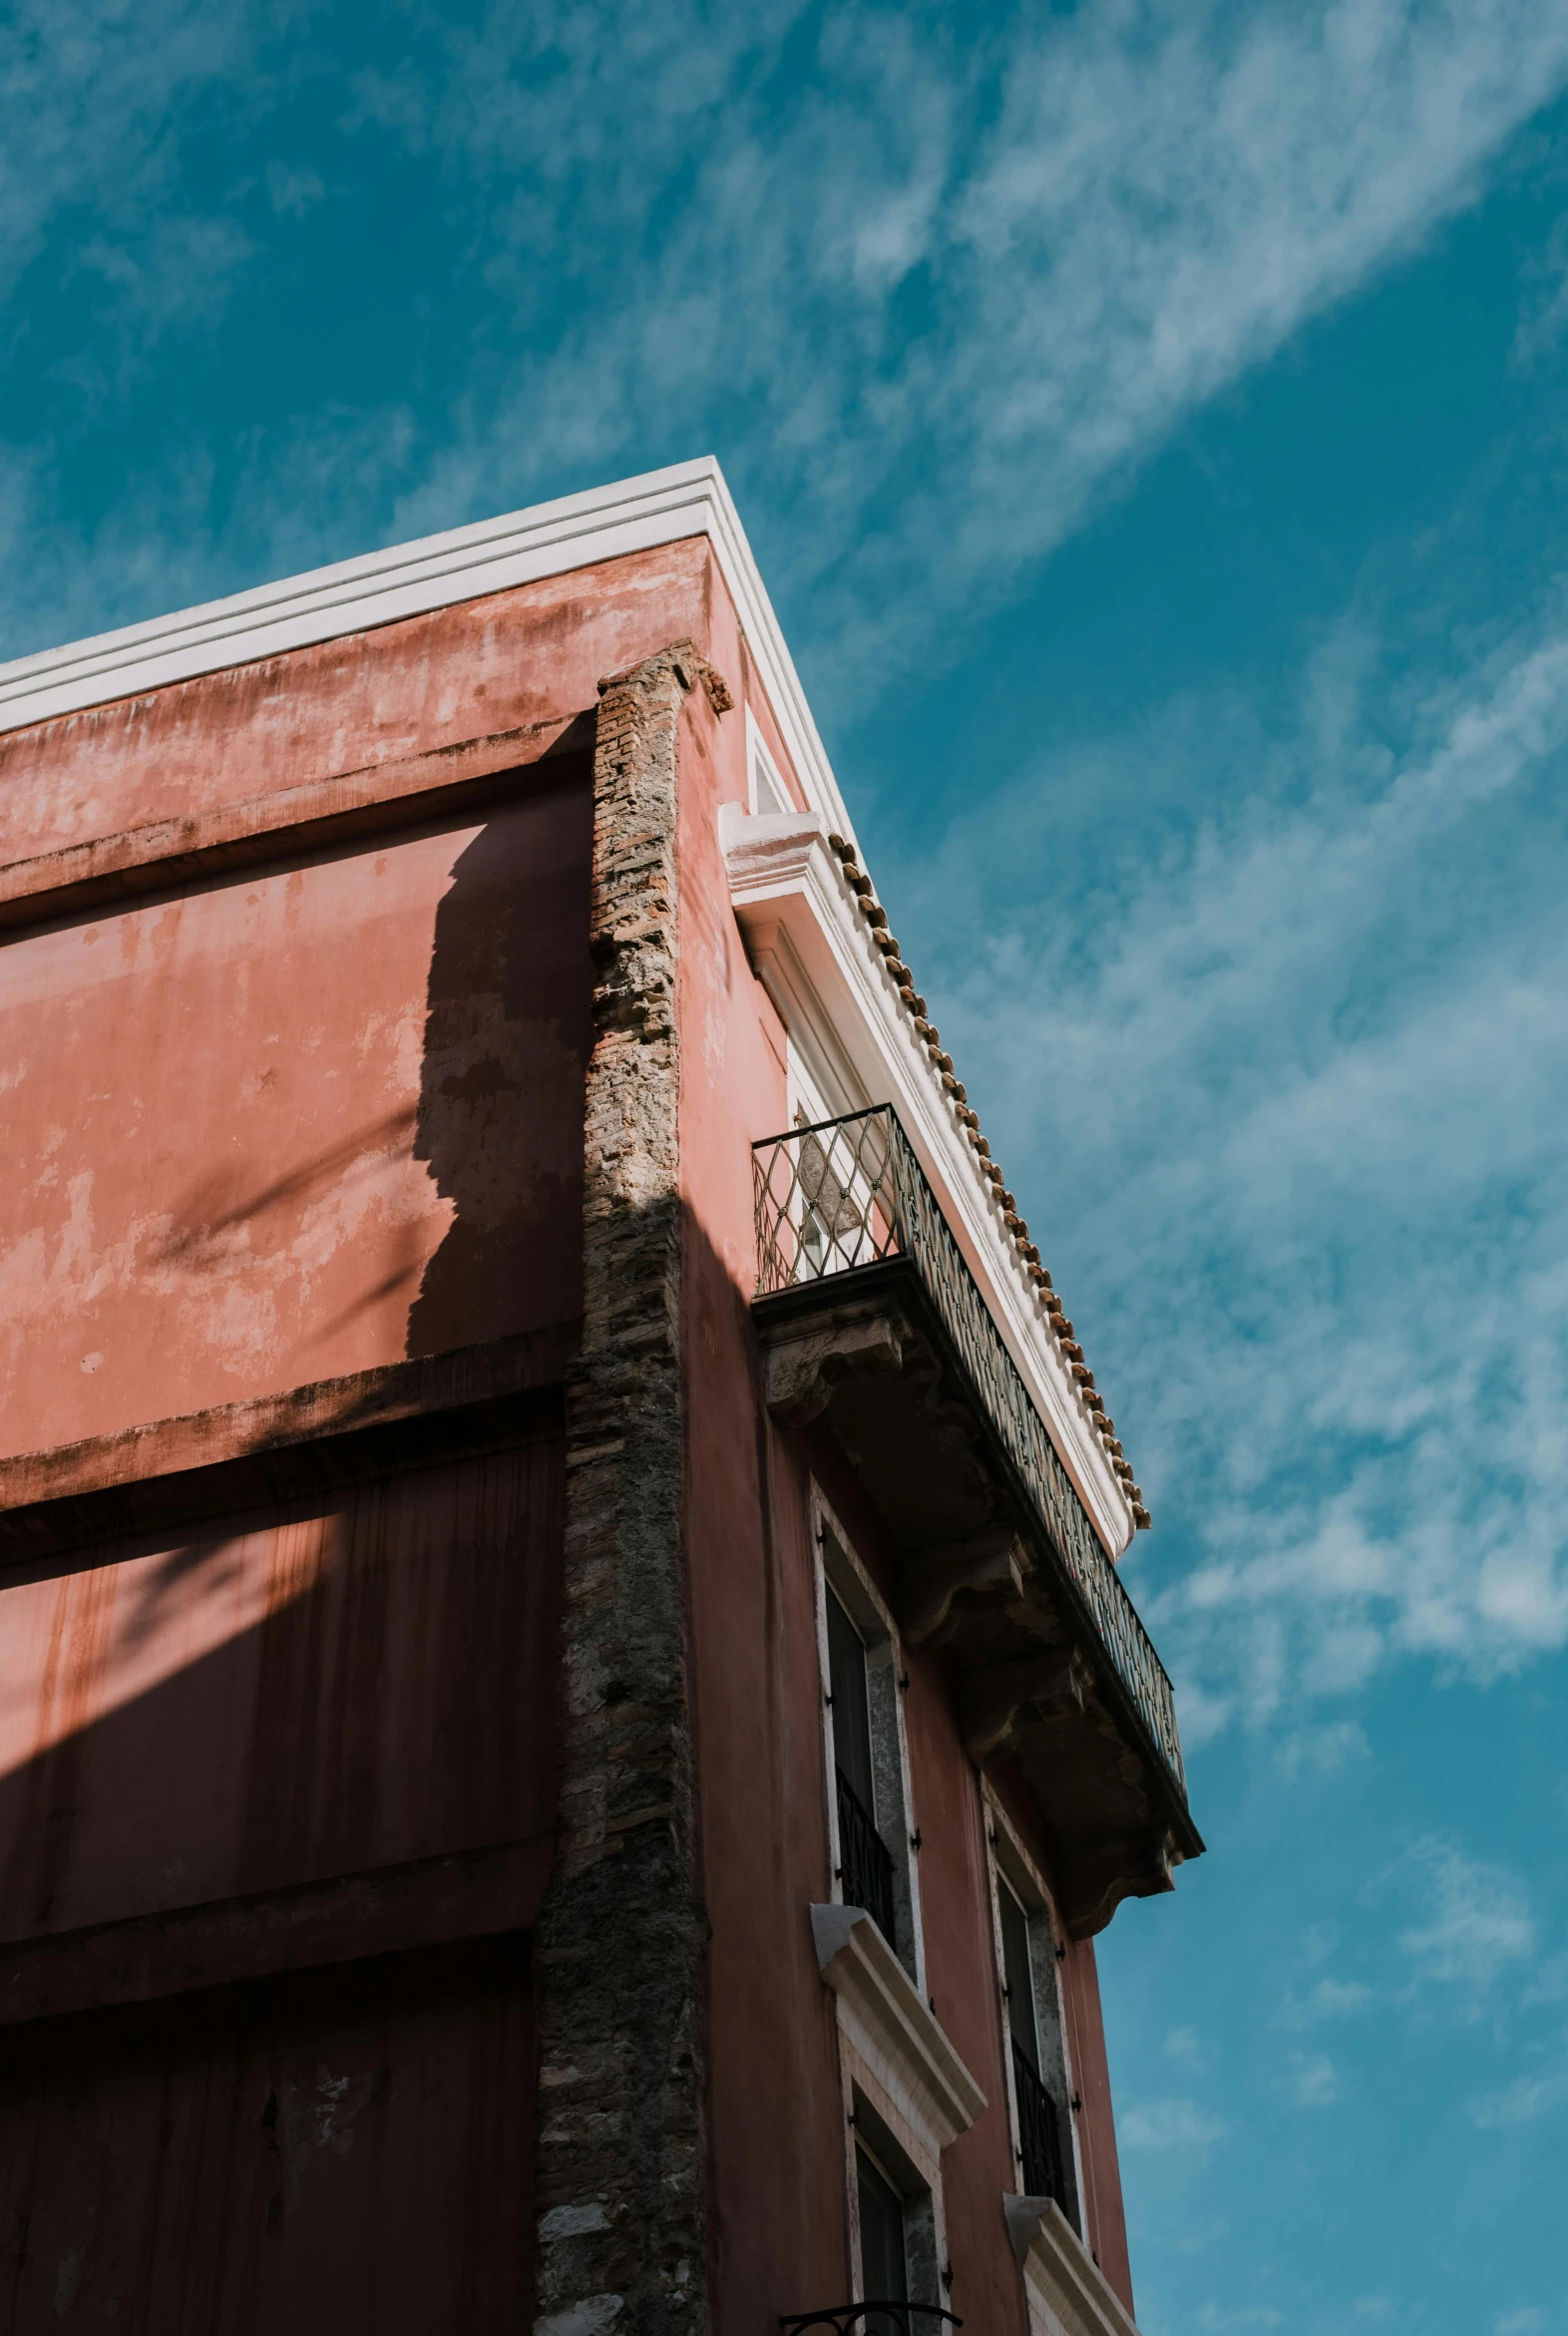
[835,1766,898,1947]
[779,2311,960,2334]
[1012,2044,1069,2210]
[753,1106,1186,1799]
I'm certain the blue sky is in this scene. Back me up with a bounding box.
[5,2,1568,2327]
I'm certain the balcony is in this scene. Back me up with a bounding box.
[752,1108,1202,1936]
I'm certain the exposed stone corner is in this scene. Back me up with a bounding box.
[534,642,709,2336]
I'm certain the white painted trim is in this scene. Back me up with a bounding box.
[1004,2196,1140,2336]
[723,805,1133,1556]
[0,458,856,856]
[811,1903,985,2148]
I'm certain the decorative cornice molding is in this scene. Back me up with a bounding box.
[0,460,854,855]
[724,805,1135,1557]
[1003,2196,1140,2336]
[811,1904,985,2149]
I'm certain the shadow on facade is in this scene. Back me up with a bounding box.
[404,729,595,1361]
[0,1429,564,2335]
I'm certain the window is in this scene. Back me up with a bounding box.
[747,707,793,815]
[827,1587,897,1947]
[855,2143,908,2319]
[985,1798,1082,2231]
[846,2092,944,2323]
[813,1500,926,1991]
[999,1876,1069,2210]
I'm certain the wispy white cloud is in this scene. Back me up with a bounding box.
[1120,2097,1230,2150]
[1469,2064,1568,2129]
[1279,1977,1374,2030]
[1283,2050,1343,2107]
[1390,1840,1536,1989]
[370,0,1568,694]
[5,1,1567,676]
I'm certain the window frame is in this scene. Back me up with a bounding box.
[981,1781,1084,2233]
[811,1485,927,1996]
[843,2083,944,2316]
[746,703,794,816]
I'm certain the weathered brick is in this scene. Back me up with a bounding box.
[533,643,714,2336]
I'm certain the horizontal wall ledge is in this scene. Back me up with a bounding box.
[0,711,594,936]
[0,1834,552,2026]
[0,1322,580,1565]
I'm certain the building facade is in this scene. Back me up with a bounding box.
[0,461,1201,2336]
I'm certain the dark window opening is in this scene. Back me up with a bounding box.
[827,1587,896,1946]
[856,2142,908,2328]
[827,1586,875,1808]
[999,1878,1037,2071]
[1000,1876,1069,2210]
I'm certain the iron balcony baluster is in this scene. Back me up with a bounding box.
[753,1106,1186,1801]
[1011,2044,1069,2210]
[834,1766,898,1948]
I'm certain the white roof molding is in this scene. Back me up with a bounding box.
[811,1903,985,2149]
[722,803,1134,1557]
[0,456,855,845]
[1004,2195,1140,2336]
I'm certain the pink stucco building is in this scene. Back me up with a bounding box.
[0,460,1200,2335]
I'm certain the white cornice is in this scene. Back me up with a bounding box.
[811,1904,985,2148]
[0,458,855,847]
[724,806,1134,1558]
[1004,2196,1140,2336]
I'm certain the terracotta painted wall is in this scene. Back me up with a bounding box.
[0,779,590,1458]
[0,541,713,864]
[0,540,720,1456]
[0,1935,534,2335]
[0,545,729,2336]
[0,1435,563,1948]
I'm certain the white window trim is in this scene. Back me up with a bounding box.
[1004,2196,1140,2336]
[813,1903,985,2314]
[812,1482,927,1995]
[844,2056,945,2309]
[981,1779,1086,2230]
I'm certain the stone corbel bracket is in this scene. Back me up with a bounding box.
[959,1646,1093,1763]
[811,1903,986,2149]
[760,1306,905,1426]
[901,1528,1030,1647]
[1003,2193,1141,2336]
[1059,1829,1180,1942]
